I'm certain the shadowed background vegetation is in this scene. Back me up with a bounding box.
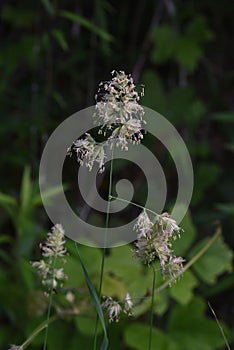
[0,1,233,349]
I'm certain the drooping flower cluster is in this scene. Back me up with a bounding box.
[102,293,134,323]
[31,224,67,292]
[67,133,106,173]
[67,70,145,171]
[134,211,185,281]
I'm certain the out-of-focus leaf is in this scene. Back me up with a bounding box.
[216,203,234,214]
[172,207,196,256]
[1,5,34,27]
[0,192,17,206]
[19,259,34,291]
[141,70,166,113]
[32,185,65,206]
[75,244,108,350]
[186,16,214,43]
[40,0,54,15]
[0,235,12,244]
[52,91,67,109]
[151,25,177,63]
[169,270,198,305]
[20,166,32,212]
[60,10,113,42]
[175,37,202,71]
[167,297,230,350]
[102,274,127,299]
[0,192,17,218]
[124,323,179,350]
[211,112,234,123]
[167,87,205,126]
[104,245,153,302]
[75,315,102,336]
[51,29,68,51]
[189,236,233,284]
[192,163,222,205]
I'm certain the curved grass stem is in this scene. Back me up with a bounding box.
[109,195,157,216]
[18,311,81,350]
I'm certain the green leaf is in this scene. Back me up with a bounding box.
[167,87,205,127]
[0,192,17,218]
[216,203,234,215]
[52,91,67,109]
[186,16,214,43]
[105,246,150,295]
[40,0,54,15]
[167,297,230,350]
[75,244,108,350]
[64,243,102,288]
[60,10,113,42]
[124,323,178,350]
[172,207,196,256]
[192,163,222,205]
[33,185,65,206]
[151,25,178,63]
[1,5,34,28]
[141,70,167,113]
[102,274,127,299]
[211,112,234,123]
[51,29,68,51]
[20,166,32,212]
[0,234,12,244]
[19,259,33,290]
[175,37,202,71]
[75,315,102,336]
[169,270,198,305]
[0,192,17,207]
[189,236,233,284]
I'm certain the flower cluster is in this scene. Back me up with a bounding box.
[67,133,106,173]
[95,70,144,142]
[102,293,134,323]
[31,224,67,292]
[68,70,145,171]
[134,211,185,281]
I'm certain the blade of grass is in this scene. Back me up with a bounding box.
[75,243,108,350]
[208,302,231,350]
[60,10,113,42]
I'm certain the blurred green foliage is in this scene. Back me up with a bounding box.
[0,0,234,349]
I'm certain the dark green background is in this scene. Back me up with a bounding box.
[0,1,233,349]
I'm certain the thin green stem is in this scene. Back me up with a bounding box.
[21,315,56,349]
[19,310,81,349]
[208,302,231,350]
[148,266,156,350]
[109,195,157,216]
[43,256,58,350]
[93,148,114,350]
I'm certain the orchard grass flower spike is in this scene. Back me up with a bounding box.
[134,211,185,283]
[95,70,145,150]
[31,224,68,293]
[67,133,106,173]
[67,70,146,171]
[102,293,134,323]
